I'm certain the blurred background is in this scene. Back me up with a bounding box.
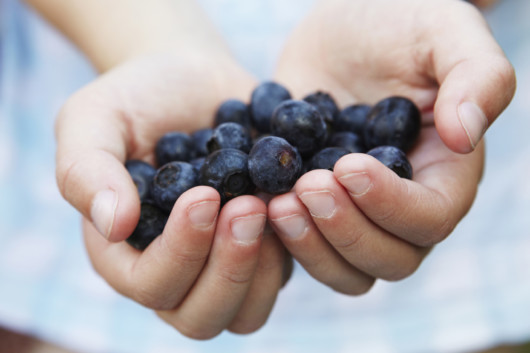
[1,0,529,352]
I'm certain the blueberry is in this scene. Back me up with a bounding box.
[270,99,328,158]
[190,156,206,174]
[126,201,169,251]
[327,131,366,153]
[191,128,213,157]
[248,136,303,194]
[214,99,253,132]
[151,161,198,212]
[207,122,252,153]
[249,81,292,133]
[125,160,156,202]
[155,132,194,166]
[306,147,350,172]
[367,145,413,179]
[199,148,254,204]
[363,96,421,152]
[303,91,339,127]
[334,104,371,135]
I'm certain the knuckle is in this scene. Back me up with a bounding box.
[228,318,266,335]
[56,154,87,202]
[379,247,429,282]
[158,235,207,267]
[419,212,456,247]
[132,285,172,310]
[495,56,517,94]
[332,228,368,254]
[172,321,221,341]
[216,266,254,286]
[330,275,375,296]
[382,259,422,282]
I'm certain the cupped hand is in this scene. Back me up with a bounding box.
[55,53,290,338]
[268,0,514,294]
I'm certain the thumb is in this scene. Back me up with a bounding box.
[432,2,516,153]
[55,87,140,242]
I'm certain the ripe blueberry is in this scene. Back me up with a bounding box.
[155,131,194,166]
[335,104,371,135]
[303,91,339,127]
[306,147,350,172]
[214,99,253,132]
[207,122,252,154]
[270,100,327,158]
[126,201,169,251]
[248,136,302,194]
[363,96,421,152]
[151,161,198,212]
[125,159,156,202]
[191,128,213,157]
[190,157,205,174]
[199,148,254,204]
[327,131,366,153]
[250,81,292,133]
[367,145,413,180]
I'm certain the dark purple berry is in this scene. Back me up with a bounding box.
[367,145,413,179]
[363,96,421,152]
[155,132,194,166]
[191,128,213,157]
[303,91,339,127]
[248,136,303,194]
[250,81,292,133]
[214,99,253,131]
[199,148,254,204]
[126,201,169,251]
[306,147,350,172]
[207,122,252,153]
[151,161,198,212]
[125,160,156,202]
[190,157,206,174]
[271,100,328,158]
[335,104,371,135]
[327,131,366,153]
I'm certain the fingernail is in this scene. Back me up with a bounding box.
[338,172,372,196]
[231,214,266,245]
[271,214,307,240]
[91,189,118,239]
[187,201,219,228]
[458,101,488,151]
[298,191,336,219]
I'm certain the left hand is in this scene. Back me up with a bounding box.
[268,0,515,294]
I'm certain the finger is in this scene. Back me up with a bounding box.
[84,186,220,309]
[227,229,286,334]
[294,170,429,281]
[430,1,516,153]
[269,192,375,294]
[157,195,267,340]
[56,86,140,242]
[334,127,484,247]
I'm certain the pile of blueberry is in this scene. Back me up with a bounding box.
[125,81,421,250]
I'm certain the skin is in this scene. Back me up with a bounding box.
[26,0,290,339]
[269,0,515,294]
[25,0,512,339]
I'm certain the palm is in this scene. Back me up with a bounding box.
[276,0,481,112]
[76,53,256,164]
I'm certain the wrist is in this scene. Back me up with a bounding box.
[26,0,232,72]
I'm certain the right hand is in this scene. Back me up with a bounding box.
[56,52,291,339]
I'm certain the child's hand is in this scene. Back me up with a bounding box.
[268,0,515,294]
[55,53,290,338]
